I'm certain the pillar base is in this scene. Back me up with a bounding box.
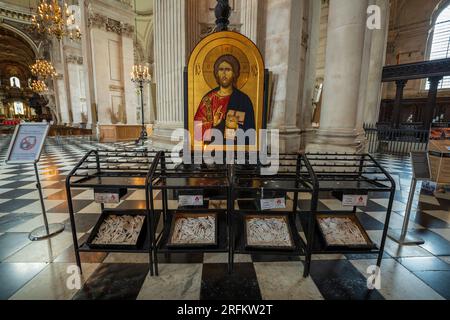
[306,128,367,154]
[150,122,184,151]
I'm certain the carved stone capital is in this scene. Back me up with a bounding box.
[88,12,134,37]
[200,22,241,38]
[66,55,83,65]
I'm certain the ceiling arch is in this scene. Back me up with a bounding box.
[0,26,37,80]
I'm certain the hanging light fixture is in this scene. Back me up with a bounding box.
[30,80,48,93]
[31,0,82,41]
[30,59,58,78]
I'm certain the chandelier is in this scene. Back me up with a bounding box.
[31,0,82,41]
[30,59,57,78]
[130,65,152,84]
[30,80,48,93]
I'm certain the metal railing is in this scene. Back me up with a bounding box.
[364,123,429,155]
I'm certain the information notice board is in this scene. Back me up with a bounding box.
[5,123,50,164]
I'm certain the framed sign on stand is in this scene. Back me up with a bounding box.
[388,151,430,245]
[5,122,65,241]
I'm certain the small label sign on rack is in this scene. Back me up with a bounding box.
[342,195,368,207]
[260,198,286,211]
[94,193,120,204]
[178,195,204,207]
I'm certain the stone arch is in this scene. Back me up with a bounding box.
[0,23,39,56]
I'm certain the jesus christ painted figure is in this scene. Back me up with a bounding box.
[194,55,255,144]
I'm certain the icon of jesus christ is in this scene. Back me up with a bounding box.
[194,54,255,143]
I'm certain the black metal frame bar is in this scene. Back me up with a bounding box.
[302,153,396,276]
[229,153,317,277]
[65,148,160,276]
[147,151,231,276]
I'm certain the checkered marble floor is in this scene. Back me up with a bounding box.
[0,135,449,300]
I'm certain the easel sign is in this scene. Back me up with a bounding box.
[4,122,64,241]
[5,123,50,164]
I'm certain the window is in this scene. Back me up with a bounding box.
[14,101,24,115]
[10,76,20,88]
[427,5,450,89]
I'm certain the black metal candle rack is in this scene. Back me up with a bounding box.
[229,153,317,277]
[65,148,161,276]
[300,153,396,276]
[66,150,395,280]
[147,152,232,276]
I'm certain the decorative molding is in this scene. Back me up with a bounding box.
[66,55,83,65]
[199,22,241,38]
[109,84,124,92]
[0,7,33,24]
[115,0,132,8]
[382,58,450,82]
[88,12,134,37]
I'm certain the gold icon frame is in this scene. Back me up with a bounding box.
[186,31,267,152]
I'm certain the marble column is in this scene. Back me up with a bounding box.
[424,76,443,129]
[240,0,259,45]
[262,0,308,153]
[307,0,370,154]
[79,0,97,131]
[300,0,322,151]
[186,0,201,56]
[59,42,74,124]
[363,0,390,125]
[152,0,188,149]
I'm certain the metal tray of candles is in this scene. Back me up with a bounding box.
[86,211,147,250]
[244,214,295,250]
[167,213,218,248]
[316,214,375,249]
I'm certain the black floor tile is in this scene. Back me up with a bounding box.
[47,200,93,214]
[155,253,204,264]
[41,175,66,182]
[0,263,47,299]
[416,202,446,211]
[364,200,390,212]
[0,170,32,175]
[0,212,39,233]
[356,212,385,230]
[309,260,384,300]
[0,181,35,189]
[201,263,262,300]
[46,189,82,200]
[435,197,450,209]
[0,199,37,213]
[43,181,66,189]
[0,175,35,181]
[411,229,450,256]
[250,254,301,262]
[54,234,107,264]
[398,257,450,272]
[410,211,449,229]
[345,252,391,260]
[0,233,31,261]
[63,213,100,233]
[73,263,149,300]
[299,200,329,211]
[115,200,147,210]
[413,271,450,299]
[0,189,35,199]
